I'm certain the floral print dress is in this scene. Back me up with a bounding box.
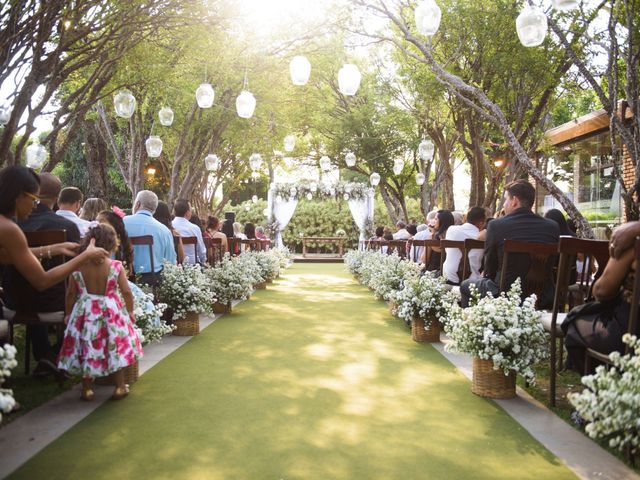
[58,260,143,378]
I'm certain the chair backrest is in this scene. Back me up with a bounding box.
[387,240,408,259]
[367,239,384,251]
[181,236,199,263]
[260,239,271,251]
[25,230,67,248]
[227,238,240,256]
[130,235,154,274]
[500,239,559,307]
[463,239,485,280]
[439,239,465,282]
[240,239,260,252]
[625,237,640,351]
[204,237,223,265]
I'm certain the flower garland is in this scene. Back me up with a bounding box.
[271,181,372,202]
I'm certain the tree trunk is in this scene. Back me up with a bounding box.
[85,120,109,198]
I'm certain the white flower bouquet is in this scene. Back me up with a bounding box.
[204,256,254,305]
[247,251,281,282]
[234,253,265,286]
[270,247,293,269]
[396,273,459,326]
[444,280,548,383]
[133,290,174,344]
[158,263,214,321]
[569,334,640,456]
[344,250,369,277]
[367,253,420,301]
[0,344,17,422]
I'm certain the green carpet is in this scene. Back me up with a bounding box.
[10,263,576,479]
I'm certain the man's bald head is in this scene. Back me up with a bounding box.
[38,173,62,208]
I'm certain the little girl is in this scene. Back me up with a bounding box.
[58,223,143,401]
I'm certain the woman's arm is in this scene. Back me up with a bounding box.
[117,267,135,318]
[592,247,635,302]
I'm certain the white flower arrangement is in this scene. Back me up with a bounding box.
[0,344,17,422]
[367,253,420,301]
[569,334,640,456]
[444,279,548,383]
[159,263,214,321]
[133,290,174,344]
[335,228,347,237]
[344,249,369,276]
[233,253,265,286]
[270,247,293,269]
[246,251,281,282]
[204,256,254,305]
[395,273,459,326]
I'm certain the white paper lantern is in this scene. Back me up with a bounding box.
[284,134,296,152]
[26,139,48,169]
[320,155,331,171]
[414,0,442,37]
[552,0,579,10]
[343,193,350,201]
[249,153,263,171]
[0,105,11,126]
[236,90,256,118]
[338,64,362,96]
[252,195,258,203]
[158,107,174,126]
[289,186,297,197]
[289,56,311,86]
[196,83,215,108]
[393,158,405,175]
[204,154,220,171]
[369,172,381,187]
[114,90,136,118]
[516,5,548,47]
[310,182,318,193]
[345,152,356,167]
[416,172,426,186]
[306,192,313,200]
[418,139,435,161]
[145,135,163,157]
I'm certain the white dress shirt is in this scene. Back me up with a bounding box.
[56,209,91,237]
[442,223,480,284]
[410,228,432,263]
[393,228,411,240]
[172,216,207,265]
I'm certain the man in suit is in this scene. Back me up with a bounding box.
[460,180,559,308]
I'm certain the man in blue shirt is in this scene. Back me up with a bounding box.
[172,199,206,265]
[123,190,176,286]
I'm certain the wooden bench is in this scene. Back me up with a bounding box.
[302,237,345,258]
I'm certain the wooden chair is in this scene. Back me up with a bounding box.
[260,239,271,251]
[7,230,67,375]
[462,239,485,280]
[387,240,408,259]
[227,238,240,256]
[204,237,223,266]
[439,239,465,284]
[180,236,200,264]
[240,239,260,252]
[421,239,442,271]
[130,235,155,275]
[366,239,385,251]
[546,236,609,406]
[408,239,429,263]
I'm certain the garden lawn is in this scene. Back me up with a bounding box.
[10,263,576,480]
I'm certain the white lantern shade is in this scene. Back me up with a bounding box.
[249,153,263,171]
[289,56,311,86]
[552,0,579,10]
[145,135,163,157]
[393,158,404,175]
[345,152,356,167]
[158,107,174,126]
[416,172,426,186]
[306,192,313,200]
[516,5,548,47]
[236,90,256,119]
[196,83,215,108]
[338,64,361,96]
[26,140,48,169]
[418,139,435,161]
[369,172,381,187]
[0,105,11,125]
[114,90,136,118]
[343,193,350,201]
[414,0,442,37]
[204,154,220,171]
[252,195,258,203]
[319,155,331,171]
[284,134,296,152]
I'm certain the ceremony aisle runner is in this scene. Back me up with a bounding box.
[10,263,575,479]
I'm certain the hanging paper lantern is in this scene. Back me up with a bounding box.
[338,64,361,96]
[204,154,220,171]
[0,105,11,126]
[418,139,435,161]
[320,155,331,171]
[416,172,426,186]
[284,134,296,152]
[310,182,318,193]
[552,0,579,10]
[369,172,381,187]
[145,135,163,157]
[236,90,256,118]
[252,195,258,203]
[343,193,350,201]
[158,107,174,126]
[414,0,442,37]
[289,186,297,197]
[516,5,548,47]
[393,158,405,175]
[306,192,313,201]
[345,152,356,167]
[113,90,136,118]
[196,83,215,108]
[289,56,311,86]
[26,139,48,169]
[249,153,263,171]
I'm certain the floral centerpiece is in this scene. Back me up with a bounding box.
[444,280,548,397]
[569,334,640,457]
[133,291,173,344]
[0,344,17,422]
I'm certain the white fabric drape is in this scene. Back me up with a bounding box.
[348,193,374,250]
[268,188,298,248]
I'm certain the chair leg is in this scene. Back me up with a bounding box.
[25,326,31,375]
[549,339,557,408]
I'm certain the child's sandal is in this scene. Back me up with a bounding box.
[111,385,129,400]
[81,388,95,401]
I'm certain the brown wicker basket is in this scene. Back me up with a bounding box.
[172,311,200,336]
[254,282,267,290]
[412,315,440,343]
[212,301,232,314]
[388,300,397,315]
[95,360,139,386]
[266,278,274,284]
[471,357,516,399]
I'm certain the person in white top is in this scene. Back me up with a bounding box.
[442,207,487,285]
[56,187,91,237]
[409,224,430,263]
[392,221,411,240]
[171,199,206,265]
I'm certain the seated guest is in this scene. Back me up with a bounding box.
[406,224,418,237]
[460,180,559,308]
[154,201,185,265]
[2,173,80,379]
[56,187,91,236]
[544,209,575,237]
[409,223,430,263]
[442,207,487,285]
[80,198,108,221]
[123,190,177,285]
[370,226,384,241]
[392,221,411,240]
[255,226,268,240]
[189,213,204,233]
[233,222,248,240]
[420,210,455,273]
[204,216,229,254]
[222,219,238,255]
[172,199,206,265]
[453,211,464,226]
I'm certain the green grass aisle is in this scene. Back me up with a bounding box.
[10,263,576,480]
